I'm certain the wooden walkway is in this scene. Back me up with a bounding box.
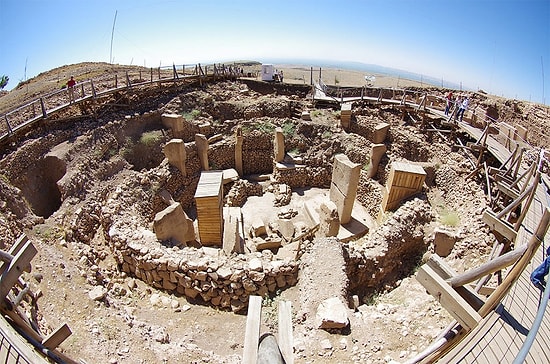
[0,63,240,144]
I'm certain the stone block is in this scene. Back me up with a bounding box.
[330,154,361,224]
[161,113,184,135]
[222,168,239,184]
[255,237,282,251]
[274,127,285,162]
[434,227,457,257]
[367,143,387,178]
[277,219,295,241]
[301,111,311,121]
[316,297,349,329]
[195,133,209,171]
[373,122,390,144]
[250,216,267,237]
[163,139,187,176]
[317,199,340,238]
[223,207,244,255]
[153,202,195,245]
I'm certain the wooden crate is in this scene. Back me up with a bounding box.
[381,162,426,211]
[194,171,223,246]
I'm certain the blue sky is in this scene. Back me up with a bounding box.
[1,0,549,103]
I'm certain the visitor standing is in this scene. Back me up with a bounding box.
[456,96,469,122]
[444,91,453,115]
[67,76,76,103]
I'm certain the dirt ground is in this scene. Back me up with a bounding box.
[0,61,548,364]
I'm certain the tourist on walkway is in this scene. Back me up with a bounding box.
[444,91,453,115]
[456,96,469,122]
[67,76,76,103]
[531,246,550,291]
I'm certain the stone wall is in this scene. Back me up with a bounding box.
[344,198,433,297]
[242,131,273,175]
[273,165,331,188]
[110,233,299,313]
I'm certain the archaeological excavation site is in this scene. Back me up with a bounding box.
[0,62,548,364]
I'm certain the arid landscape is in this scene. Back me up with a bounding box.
[0,61,548,364]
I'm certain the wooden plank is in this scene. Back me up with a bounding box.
[41,323,72,350]
[416,264,482,330]
[278,300,293,364]
[243,295,262,364]
[0,241,37,301]
[496,181,520,200]
[482,210,517,242]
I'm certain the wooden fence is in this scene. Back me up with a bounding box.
[0,63,241,142]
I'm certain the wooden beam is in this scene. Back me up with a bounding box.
[496,181,520,200]
[0,241,37,302]
[447,244,527,288]
[243,295,262,364]
[416,264,482,331]
[42,323,72,350]
[278,301,294,364]
[426,255,485,310]
[470,284,496,296]
[482,210,517,242]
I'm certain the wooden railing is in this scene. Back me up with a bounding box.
[0,63,241,142]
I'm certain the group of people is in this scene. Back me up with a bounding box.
[444,91,470,122]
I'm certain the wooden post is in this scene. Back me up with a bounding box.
[173,63,178,79]
[40,98,47,118]
[114,74,118,88]
[5,114,12,134]
[0,241,37,302]
[125,71,131,87]
[150,67,153,82]
[310,67,313,85]
[90,79,97,98]
[243,295,262,364]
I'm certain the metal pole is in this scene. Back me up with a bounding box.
[512,277,550,364]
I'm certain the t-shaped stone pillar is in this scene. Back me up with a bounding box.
[163,139,187,177]
[329,154,361,224]
[195,133,209,171]
[274,127,285,163]
[161,113,184,137]
[367,143,386,178]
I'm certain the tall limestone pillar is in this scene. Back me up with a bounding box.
[274,127,285,163]
[235,126,243,176]
[195,133,209,171]
[163,139,187,177]
[367,143,386,178]
[329,154,361,224]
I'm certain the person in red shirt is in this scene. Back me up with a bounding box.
[67,76,76,103]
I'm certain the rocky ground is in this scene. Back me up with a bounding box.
[0,62,548,364]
